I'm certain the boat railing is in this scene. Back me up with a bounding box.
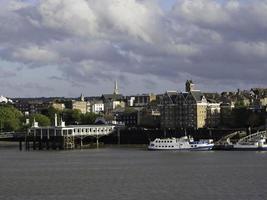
[237,130,267,144]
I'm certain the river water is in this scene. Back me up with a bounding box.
[1,143,267,200]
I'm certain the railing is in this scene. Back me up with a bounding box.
[237,130,267,143]
[215,131,246,145]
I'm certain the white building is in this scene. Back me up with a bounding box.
[91,101,104,114]
[0,96,13,104]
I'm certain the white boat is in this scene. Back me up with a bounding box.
[233,137,267,150]
[148,136,214,151]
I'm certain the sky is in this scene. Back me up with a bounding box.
[0,0,267,97]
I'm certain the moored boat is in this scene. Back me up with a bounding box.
[233,137,267,150]
[148,136,214,151]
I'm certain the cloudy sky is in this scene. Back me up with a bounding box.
[0,0,266,97]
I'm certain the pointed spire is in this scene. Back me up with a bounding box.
[114,80,119,95]
[80,93,85,101]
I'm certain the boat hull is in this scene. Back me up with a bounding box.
[148,145,214,151]
[148,136,214,151]
[232,146,267,151]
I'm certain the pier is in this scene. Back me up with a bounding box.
[24,118,118,150]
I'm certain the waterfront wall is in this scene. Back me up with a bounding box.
[100,128,249,145]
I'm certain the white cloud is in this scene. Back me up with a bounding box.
[174,0,230,25]
[232,41,267,58]
[38,0,98,37]
[12,45,59,64]
[0,0,267,96]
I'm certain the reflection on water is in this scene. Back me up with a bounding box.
[0,143,267,200]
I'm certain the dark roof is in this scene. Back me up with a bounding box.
[102,94,124,101]
[163,91,178,104]
[85,96,102,102]
[191,91,205,102]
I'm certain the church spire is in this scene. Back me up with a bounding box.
[113,80,119,95]
[80,93,84,101]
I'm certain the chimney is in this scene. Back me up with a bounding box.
[60,117,65,127]
[55,113,58,127]
[185,80,195,92]
[33,118,39,128]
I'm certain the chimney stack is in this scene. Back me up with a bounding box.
[55,113,58,127]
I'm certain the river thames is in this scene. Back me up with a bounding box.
[1,144,267,200]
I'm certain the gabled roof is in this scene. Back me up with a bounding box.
[163,91,178,104]
[190,91,206,102]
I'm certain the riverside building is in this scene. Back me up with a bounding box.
[160,80,220,129]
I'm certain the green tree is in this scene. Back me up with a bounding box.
[30,114,51,126]
[41,106,62,121]
[235,100,246,108]
[62,109,82,125]
[0,105,22,131]
[80,113,99,125]
[124,107,136,113]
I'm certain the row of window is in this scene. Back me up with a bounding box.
[73,128,113,133]
[155,140,173,143]
[155,146,175,148]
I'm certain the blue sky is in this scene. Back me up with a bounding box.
[0,0,267,97]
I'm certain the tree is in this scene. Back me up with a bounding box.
[124,107,136,113]
[247,113,260,128]
[80,113,99,125]
[62,109,82,125]
[41,106,62,121]
[0,105,23,131]
[235,100,246,108]
[30,114,51,127]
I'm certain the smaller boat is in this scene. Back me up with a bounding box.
[148,136,214,151]
[233,135,267,150]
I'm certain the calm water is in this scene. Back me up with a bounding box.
[1,143,267,200]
